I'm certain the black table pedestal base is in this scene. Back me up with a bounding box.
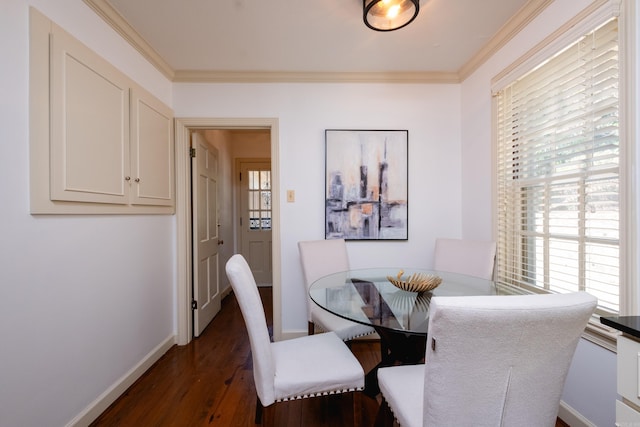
[363,328,426,397]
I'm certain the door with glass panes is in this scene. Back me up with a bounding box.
[239,161,272,285]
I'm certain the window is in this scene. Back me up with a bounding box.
[495,18,620,316]
[247,169,271,230]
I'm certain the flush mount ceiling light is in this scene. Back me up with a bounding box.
[363,0,419,32]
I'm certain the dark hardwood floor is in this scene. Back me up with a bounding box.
[90,288,569,427]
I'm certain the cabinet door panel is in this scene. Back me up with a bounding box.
[616,400,640,425]
[50,24,130,204]
[130,89,174,206]
[619,336,640,407]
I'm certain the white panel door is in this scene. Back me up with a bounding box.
[239,161,272,285]
[192,133,221,336]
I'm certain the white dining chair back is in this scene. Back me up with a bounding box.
[225,254,275,405]
[298,239,350,323]
[298,239,375,341]
[433,238,496,280]
[377,292,596,427]
[225,254,365,426]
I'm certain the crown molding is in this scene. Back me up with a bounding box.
[83,0,175,80]
[85,0,552,84]
[172,70,460,84]
[458,0,553,81]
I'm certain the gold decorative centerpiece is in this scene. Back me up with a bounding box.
[387,270,442,293]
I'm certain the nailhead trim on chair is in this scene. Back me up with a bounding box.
[312,323,376,341]
[276,387,364,402]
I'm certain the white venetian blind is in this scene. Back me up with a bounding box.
[495,18,619,314]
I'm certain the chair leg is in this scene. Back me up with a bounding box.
[308,321,315,335]
[380,339,389,361]
[352,391,362,427]
[262,403,275,427]
[255,395,262,424]
[374,398,395,427]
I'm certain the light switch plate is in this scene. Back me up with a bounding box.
[287,190,295,202]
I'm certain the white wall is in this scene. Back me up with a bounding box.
[460,1,623,425]
[173,82,463,333]
[1,1,175,426]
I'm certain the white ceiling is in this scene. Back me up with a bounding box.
[97,0,543,81]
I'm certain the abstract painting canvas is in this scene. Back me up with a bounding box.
[325,129,408,240]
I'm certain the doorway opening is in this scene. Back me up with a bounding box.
[237,159,273,286]
[174,118,281,346]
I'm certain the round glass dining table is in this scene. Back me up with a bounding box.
[309,267,527,395]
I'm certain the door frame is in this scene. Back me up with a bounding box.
[174,117,281,345]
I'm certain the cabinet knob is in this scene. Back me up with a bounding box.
[125,176,131,181]
[218,240,224,245]
[135,178,140,182]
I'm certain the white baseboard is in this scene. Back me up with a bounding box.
[559,400,597,427]
[66,334,176,427]
[221,286,232,298]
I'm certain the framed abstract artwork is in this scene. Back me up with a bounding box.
[325,129,408,241]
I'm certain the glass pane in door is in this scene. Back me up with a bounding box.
[248,169,271,230]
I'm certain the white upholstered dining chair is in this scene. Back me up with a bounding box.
[376,292,596,427]
[433,238,497,280]
[298,239,375,341]
[225,254,365,427]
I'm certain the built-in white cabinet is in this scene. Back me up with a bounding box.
[49,24,131,206]
[130,89,174,207]
[616,335,640,425]
[29,8,174,214]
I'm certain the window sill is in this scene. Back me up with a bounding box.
[584,317,619,352]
